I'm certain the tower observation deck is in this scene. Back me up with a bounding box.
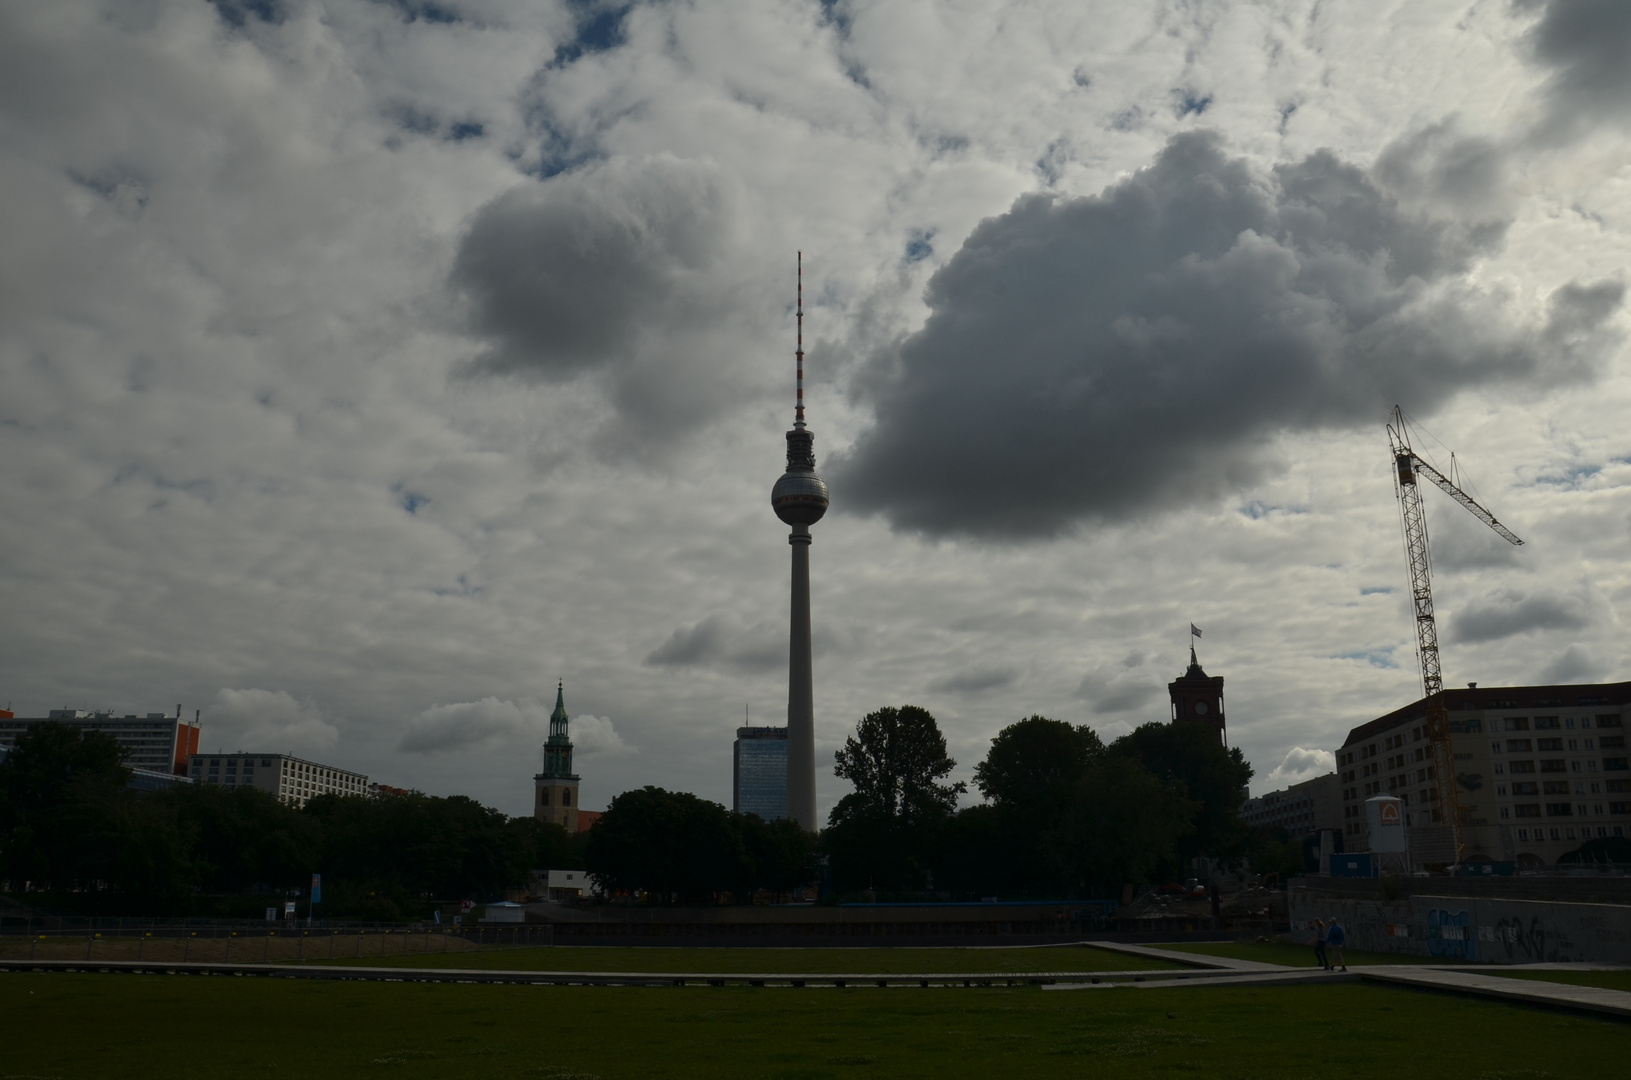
[771,253,828,832]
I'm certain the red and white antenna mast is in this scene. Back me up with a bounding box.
[795,251,806,430]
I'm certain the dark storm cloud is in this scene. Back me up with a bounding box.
[1517,0,1631,140]
[833,132,1623,539]
[450,154,757,443]
[1450,589,1592,644]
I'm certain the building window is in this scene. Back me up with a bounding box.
[1517,829,1529,840]
[1605,758,1630,772]
[1550,828,1562,840]
[1514,804,1542,818]
[1536,717,1560,730]
[1505,718,1530,732]
[563,789,571,806]
[1499,807,1509,819]
[1545,803,1573,817]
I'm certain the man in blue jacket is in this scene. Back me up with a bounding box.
[1326,918,1347,972]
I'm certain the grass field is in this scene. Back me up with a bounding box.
[306,943,1177,974]
[3,970,1627,1079]
[1491,969,1631,992]
[1152,940,1438,967]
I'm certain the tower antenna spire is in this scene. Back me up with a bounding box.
[795,251,806,430]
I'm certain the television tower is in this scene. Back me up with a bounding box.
[770,253,828,832]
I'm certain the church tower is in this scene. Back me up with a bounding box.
[533,682,580,831]
[1169,647,1226,744]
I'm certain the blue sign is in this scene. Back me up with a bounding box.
[1329,854,1375,878]
[310,873,321,905]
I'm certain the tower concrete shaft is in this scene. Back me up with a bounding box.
[786,524,816,830]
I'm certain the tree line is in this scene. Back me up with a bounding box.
[3,708,1300,915]
[580,706,1299,901]
[0,722,584,918]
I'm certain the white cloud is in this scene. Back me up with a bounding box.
[400,698,632,759]
[207,689,340,756]
[1261,747,1337,792]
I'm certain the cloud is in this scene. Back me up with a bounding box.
[1450,588,1593,644]
[1536,643,1605,685]
[569,713,633,757]
[833,131,1623,540]
[1517,0,1631,142]
[207,689,339,755]
[929,666,1018,694]
[450,154,765,450]
[1261,746,1335,790]
[399,697,632,757]
[1074,662,1160,715]
[644,613,853,673]
[644,614,784,672]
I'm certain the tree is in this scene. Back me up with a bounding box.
[825,705,966,892]
[970,716,1104,895]
[585,787,748,903]
[1053,759,1195,893]
[0,722,132,892]
[739,814,817,897]
[514,817,586,874]
[974,715,1103,810]
[833,705,965,822]
[1109,721,1253,860]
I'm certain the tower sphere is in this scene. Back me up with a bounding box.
[772,469,829,526]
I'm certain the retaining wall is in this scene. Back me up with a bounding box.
[1288,888,1631,964]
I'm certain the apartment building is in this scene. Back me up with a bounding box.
[0,708,201,774]
[1335,681,1631,867]
[189,752,368,807]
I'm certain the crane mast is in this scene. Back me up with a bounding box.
[1387,406,1523,864]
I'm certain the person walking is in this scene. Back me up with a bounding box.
[1326,917,1347,972]
[1312,918,1330,970]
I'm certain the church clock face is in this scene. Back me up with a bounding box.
[1193,701,1209,716]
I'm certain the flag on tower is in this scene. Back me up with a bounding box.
[1191,624,1202,638]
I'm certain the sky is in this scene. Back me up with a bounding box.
[2,0,1630,820]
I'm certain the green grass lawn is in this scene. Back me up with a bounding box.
[308,943,1178,974]
[3,971,1627,1079]
[1489,969,1631,993]
[1151,940,1440,967]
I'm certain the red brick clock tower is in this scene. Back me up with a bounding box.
[1169,647,1226,744]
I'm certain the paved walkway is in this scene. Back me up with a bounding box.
[1086,941,1286,972]
[5,952,1628,1019]
[1360,966,1631,1020]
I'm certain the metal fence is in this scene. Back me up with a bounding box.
[0,923,555,964]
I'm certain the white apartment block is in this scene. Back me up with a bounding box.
[1336,681,1630,868]
[189,752,369,807]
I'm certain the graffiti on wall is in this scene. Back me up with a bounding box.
[1427,908,1474,960]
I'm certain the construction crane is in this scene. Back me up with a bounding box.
[1387,406,1524,863]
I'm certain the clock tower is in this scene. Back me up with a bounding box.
[1168,647,1226,744]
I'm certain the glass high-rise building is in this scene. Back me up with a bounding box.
[734,726,788,821]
